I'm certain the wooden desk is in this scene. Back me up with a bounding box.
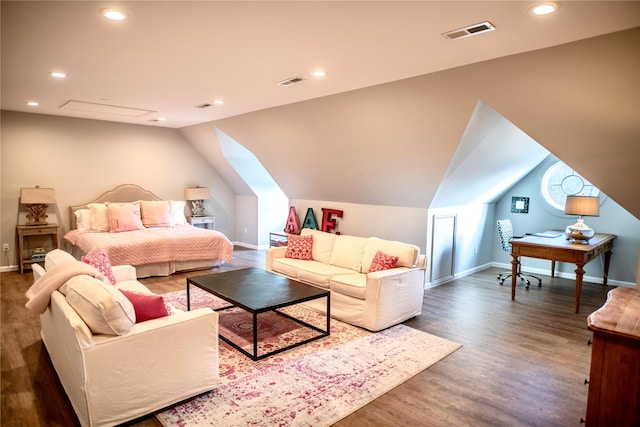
[509,233,616,313]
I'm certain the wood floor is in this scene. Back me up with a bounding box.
[1,247,613,426]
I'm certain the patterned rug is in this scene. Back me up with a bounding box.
[158,287,461,427]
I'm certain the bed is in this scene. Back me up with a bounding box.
[63,184,233,278]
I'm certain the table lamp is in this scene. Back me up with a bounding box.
[185,187,209,217]
[564,195,599,244]
[20,186,57,225]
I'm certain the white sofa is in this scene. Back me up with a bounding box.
[31,249,219,427]
[266,228,426,331]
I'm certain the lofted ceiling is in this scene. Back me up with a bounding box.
[2,1,639,129]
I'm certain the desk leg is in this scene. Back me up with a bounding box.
[574,263,585,314]
[511,255,519,301]
[603,250,612,286]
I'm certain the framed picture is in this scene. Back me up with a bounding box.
[511,196,529,214]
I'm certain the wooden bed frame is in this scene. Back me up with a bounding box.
[66,184,227,278]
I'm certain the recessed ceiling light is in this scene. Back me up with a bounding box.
[26,101,39,106]
[100,8,128,21]
[311,70,327,78]
[49,71,66,78]
[213,99,224,105]
[530,2,559,16]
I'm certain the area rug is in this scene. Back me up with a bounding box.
[157,287,461,427]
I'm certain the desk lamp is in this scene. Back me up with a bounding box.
[564,195,599,244]
[20,186,57,225]
[185,187,209,217]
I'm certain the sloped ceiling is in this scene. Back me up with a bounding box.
[184,29,639,217]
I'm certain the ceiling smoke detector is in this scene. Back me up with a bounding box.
[442,21,496,40]
[277,77,305,87]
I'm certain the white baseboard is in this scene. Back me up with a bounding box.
[0,265,19,273]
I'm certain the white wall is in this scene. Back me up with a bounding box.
[0,111,236,268]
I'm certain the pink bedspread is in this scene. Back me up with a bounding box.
[64,225,233,267]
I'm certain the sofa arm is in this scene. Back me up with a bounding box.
[82,308,219,426]
[112,264,137,282]
[363,267,426,331]
[265,246,288,272]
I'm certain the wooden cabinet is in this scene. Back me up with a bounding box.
[16,224,60,274]
[586,287,640,426]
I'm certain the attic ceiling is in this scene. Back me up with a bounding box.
[2,1,639,129]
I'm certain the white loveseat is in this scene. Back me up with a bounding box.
[266,228,426,331]
[31,249,219,427]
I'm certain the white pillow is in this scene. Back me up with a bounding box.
[88,203,109,232]
[75,208,92,231]
[170,200,187,226]
[64,274,136,335]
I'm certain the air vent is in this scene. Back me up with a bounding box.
[277,77,305,87]
[195,103,212,109]
[442,21,495,40]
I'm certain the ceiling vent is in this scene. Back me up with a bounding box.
[195,103,212,109]
[442,21,495,40]
[277,77,305,87]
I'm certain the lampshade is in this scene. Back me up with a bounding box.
[564,196,600,217]
[185,187,210,201]
[20,187,57,204]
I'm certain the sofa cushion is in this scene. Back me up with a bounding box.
[45,249,76,271]
[329,235,368,271]
[369,250,399,272]
[82,249,116,285]
[272,258,353,289]
[361,237,419,273]
[301,228,336,264]
[285,234,313,260]
[330,274,366,300]
[119,289,170,322]
[64,274,136,335]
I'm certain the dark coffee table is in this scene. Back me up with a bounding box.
[186,268,330,360]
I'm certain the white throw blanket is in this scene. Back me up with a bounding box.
[25,260,108,314]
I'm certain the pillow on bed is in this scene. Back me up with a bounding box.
[107,202,145,232]
[75,209,92,232]
[170,200,188,226]
[89,203,109,232]
[140,200,172,228]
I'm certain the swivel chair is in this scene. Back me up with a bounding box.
[496,219,542,289]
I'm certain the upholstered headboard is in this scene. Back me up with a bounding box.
[69,184,161,229]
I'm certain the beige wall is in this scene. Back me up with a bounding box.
[0,111,235,267]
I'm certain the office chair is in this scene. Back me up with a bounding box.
[496,219,542,289]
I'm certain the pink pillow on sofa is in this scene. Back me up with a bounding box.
[285,234,313,260]
[82,249,116,285]
[119,289,170,323]
[369,251,399,272]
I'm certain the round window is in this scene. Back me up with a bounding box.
[541,161,600,211]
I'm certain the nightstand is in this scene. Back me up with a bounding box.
[188,216,215,230]
[17,224,60,274]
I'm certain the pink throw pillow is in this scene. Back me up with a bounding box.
[285,234,313,260]
[369,251,399,272]
[119,289,170,323]
[82,249,116,285]
[140,200,172,228]
[107,202,145,232]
